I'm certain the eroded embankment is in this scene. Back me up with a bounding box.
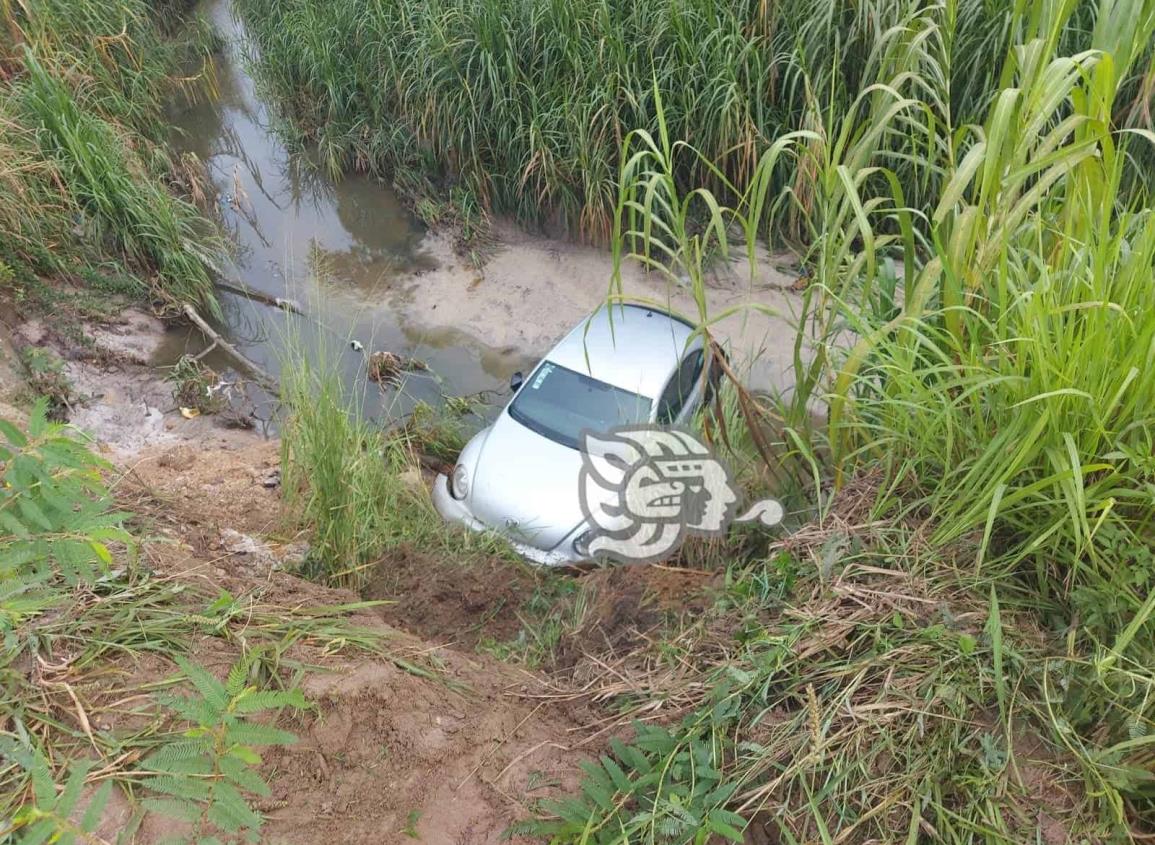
[1,304,594,843]
[118,436,595,844]
[2,302,1100,844]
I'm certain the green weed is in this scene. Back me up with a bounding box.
[17,347,73,421]
[140,653,308,842]
[20,49,221,313]
[479,577,586,668]
[279,325,517,589]
[536,0,1155,839]
[0,400,129,583]
[235,0,1149,243]
[0,0,222,314]
[0,743,112,845]
[0,406,408,834]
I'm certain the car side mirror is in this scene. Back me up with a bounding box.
[510,371,524,392]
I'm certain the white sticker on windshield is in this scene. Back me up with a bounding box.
[531,363,554,390]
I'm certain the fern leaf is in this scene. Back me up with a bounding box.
[225,723,297,746]
[0,416,27,447]
[600,754,632,793]
[231,689,307,715]
[146,740,213,772]
[143,796,205,824]
[159,693,220,726]
[174,657,228,712]
[27,752,56,808]
[219,759,271,797]
[17,497,54,532]
[706,809,748,842]
[16,818,56,845]
[80,780,114,833]
[209,780,263,832]
[25,398,48,437]
[0,510,28,539]
[225,652,256,697]
[224,745,262,766]
[578,761,616,811]
[57,760,92,817]
[232,688,307,711]
[145,750,215,776]
[142,774,212,802]
[543,797,600,827]
[703,781,738,806]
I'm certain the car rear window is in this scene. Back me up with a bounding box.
[508,361,651,449]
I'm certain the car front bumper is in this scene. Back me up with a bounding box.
[432,474,585,567]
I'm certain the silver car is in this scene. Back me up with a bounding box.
[433,303,714,565]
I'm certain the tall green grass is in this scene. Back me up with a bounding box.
[589,0,1155,836]
[236,0,1148,242]
[0,0,222,312]
[278,325,510,589]
[20,50,222,310]
[611,0,1155,615]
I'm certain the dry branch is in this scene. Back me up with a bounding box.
[215,280,303,314]
[181,303,279,396]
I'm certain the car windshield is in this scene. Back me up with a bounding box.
[508,361,651,449]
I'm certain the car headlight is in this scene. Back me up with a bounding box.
[449,464,470,501]
[572,528,594,556]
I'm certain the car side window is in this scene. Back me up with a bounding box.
[656,350,704,424]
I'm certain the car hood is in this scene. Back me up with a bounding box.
[468,412,586,550]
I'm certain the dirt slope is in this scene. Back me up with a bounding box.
[123,440,591,844]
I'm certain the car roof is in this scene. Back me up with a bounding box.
[544,304,698,398]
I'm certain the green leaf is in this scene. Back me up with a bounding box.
[599,754,632,792]
[212,780,263,831]
[18,818,56,845]
[174,657,228,712]
[226,652,256,697]
[0,510,29,539]
[232,688,308,715]
[227,745,263,766]
[26,398,49,437]
[142,774,212,802]
[89,541,113,566]
[143,796,205,824]
[81,780,114,832]
[578,760,616,810]
[57,760,93,817]
[225,723,297,746]
[0,417,27,448]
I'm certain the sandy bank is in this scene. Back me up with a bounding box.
[400,222,804,393]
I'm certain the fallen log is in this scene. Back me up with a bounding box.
[215,280,303,315]
[181,303,280,396]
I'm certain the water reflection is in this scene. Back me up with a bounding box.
[161,0,519,425]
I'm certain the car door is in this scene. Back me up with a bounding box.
[654,347,706,426]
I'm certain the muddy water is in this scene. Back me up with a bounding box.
[163,0,529,423]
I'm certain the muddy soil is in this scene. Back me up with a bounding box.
[366,545,546,650]
[101,370,730,843]
[6,305,262,455]
[0,301,600,842]
[407,224,804,393]
[119,437,594,844]
[4,301,1090,845]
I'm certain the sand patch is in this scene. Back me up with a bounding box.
[398,223,805,392]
